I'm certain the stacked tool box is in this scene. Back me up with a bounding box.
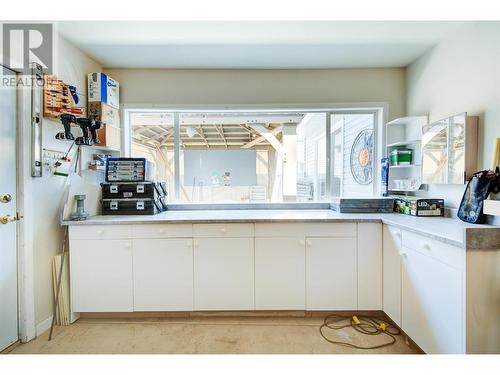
[101,158,167,215]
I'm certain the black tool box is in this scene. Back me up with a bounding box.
[101,181,167,200]
[102,198,165,215]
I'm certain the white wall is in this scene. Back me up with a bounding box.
[31,35,101,329]
[406,22,500,207]
[104,68,406,120]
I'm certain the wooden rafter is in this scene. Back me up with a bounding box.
[215,125,228,148]
[246,124,284,156]
[196,125,210,148]
[160,128,174,144]
[241,126,282,150]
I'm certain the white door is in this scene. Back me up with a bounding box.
[0,67,19,351]
[133,239,193,311]
[306,237,357,310]
[255,237,306,310]
[382,225,402,326]
[193,238,254,310]
[401,247,464,354]
[71,239,134,312]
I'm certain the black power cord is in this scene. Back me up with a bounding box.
[319,314,401,350]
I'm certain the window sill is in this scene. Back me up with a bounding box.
[166,202,331,211]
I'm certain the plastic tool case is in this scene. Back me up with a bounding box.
[105,157,146,182]
[101,181,167,200]
[102,158,168,215]
[102,198,165,215]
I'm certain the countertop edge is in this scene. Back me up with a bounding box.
[60,214,475,248]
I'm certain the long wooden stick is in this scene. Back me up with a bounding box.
[48,226,68,341]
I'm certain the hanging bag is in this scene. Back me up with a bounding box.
[457,168,500,224]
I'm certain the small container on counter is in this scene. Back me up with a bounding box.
[394,196,444,217]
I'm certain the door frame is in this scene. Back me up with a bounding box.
[15,69,37,342]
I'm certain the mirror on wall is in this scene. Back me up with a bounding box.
[422,112,474,185]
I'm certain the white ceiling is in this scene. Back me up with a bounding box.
[57,21,467,69]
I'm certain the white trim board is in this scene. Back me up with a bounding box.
[35,316,53,337]
[17,84,36,343]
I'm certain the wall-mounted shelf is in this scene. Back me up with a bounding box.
[386,116,428,126]
[388,188,421,192]
[89,145,120,153]
[386,140,421,148]
[389,164,421,169]
[385,115,428,194]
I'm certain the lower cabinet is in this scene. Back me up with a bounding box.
[382,225,402,326]
[306,237,357,310]
[133,239,193,311]
[193,237,254,310]
[401,246,464,354]
[255,237,306,310]
[71,239,133,312]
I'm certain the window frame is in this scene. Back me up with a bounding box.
[123,103,387,203]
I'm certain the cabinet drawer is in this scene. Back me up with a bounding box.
[255,223,356,238]
[70,225,132,240]
[193,223,254,238]
[132,224,192,238]
[402,230,465,270]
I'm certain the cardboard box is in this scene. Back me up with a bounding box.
[88,102,120,128]
[394,197,444,217]
[96,124,121,150]
[88,73,120,109]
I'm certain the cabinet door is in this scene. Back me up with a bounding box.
[306,237,357,310]
[401,247,464,354]
[382,225,402,326]
[194,238,254,310]
[255,237,306,310]
[70,239,133,312]
[133,239,193,311]
[358,223,382,310]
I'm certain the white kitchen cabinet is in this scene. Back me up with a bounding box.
[382,224,402,326]
[193,237,254,310]
[401,246,464,354]
[357,223,382,310]
[306,237,357,310]
[133,239,193,311]
[255,237,306,310]
[70,239,133,312]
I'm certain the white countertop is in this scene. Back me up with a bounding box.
[62,209,500,248]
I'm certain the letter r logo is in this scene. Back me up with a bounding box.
[2,23,53,74]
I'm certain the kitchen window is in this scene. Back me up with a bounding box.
[127,107,382,203]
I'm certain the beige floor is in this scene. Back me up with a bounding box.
[7,316,421,354]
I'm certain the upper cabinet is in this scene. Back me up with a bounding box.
[422,113,478,185]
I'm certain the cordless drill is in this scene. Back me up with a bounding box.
[56,114,76,140]
[75,117,93,146]
[89,119,103,145]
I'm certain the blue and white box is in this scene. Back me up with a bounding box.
[88,72,120,109]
